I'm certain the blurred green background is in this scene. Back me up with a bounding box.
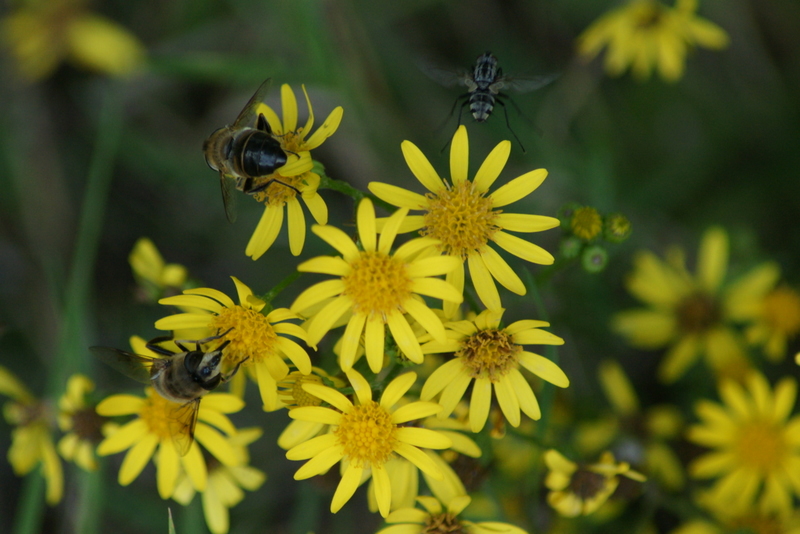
[1,0,799,532]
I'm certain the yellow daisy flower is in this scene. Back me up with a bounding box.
[155,276,309,411]
[172,428,266,534]
[245,83,343,260]
[577,0,729,82]
[612,226,773,383]
[670,510,800,534]
[686,371,800,516]
[575,360,685,491]
[368,125,559,316]
[57,374,105,472]
[129,237,189,301]
[290,198,463,373]
[285,369,452,517]
[96,386,244,499]
[377,494,528,534]
[0,365,62,504]
[0,0,145,82]
[544,449,646,517]
[420,308,568,433]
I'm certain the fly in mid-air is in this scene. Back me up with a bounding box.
[91,330,243,455]
[423,51,558,152]
[203,79,300,223]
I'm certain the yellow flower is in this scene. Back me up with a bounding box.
[378,494,528,534]
[577,0,729,82]
[0,365,62,504]
[686,371,800,516]
[571,206,603,242]
[575,360,685,491]
[285,369,452,517]
[245,84,343,260]
[291,198,463,373]
[57,374,105,472]
[155,276,309,411]
[368,125,559,316]
[276,368,346,450]
[672,492,800,534]
[612,226,772,383]
[1,0,145,82]
[172,428,266,534]
[129,237,189,301]
[96,386,244,499]
[420,308,568,433]
[544,449,646,517]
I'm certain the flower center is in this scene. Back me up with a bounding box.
[139,389,189,441]
[342,251,412,319]
[423,512,463,534]
[676,292,720,333]
[71,408,106,442]
[571,207,603,241]
[210,305,278,366]
[421,181,498,258]
[278,372,324,409]
[569,468,610,500]
[252,172,307,206]
[735,419,787,473]
[335,400,397,468]
[763,286,800,336]
[729,515,782,534]
[632,1,664,28]
[457,329,521,382]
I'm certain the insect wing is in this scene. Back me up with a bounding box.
[90,346,159,384]
[220,172,238,223]
[495,73,560,94]
[231,78,272,129]
[419,63,473,89]
[169,398,200,456]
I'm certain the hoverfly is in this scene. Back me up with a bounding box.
[91,330,244,455]
[203,79,300,223]
[423,51,558,152]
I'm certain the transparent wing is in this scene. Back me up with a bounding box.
[231,78,272,129]
[419,62,473,89]
[220,173,237,223]
[90,346,157,384]
[169,398,200,456]
[492,73,560,93]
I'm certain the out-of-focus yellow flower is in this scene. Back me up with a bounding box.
[612,227,772,383]
[1,0,146,82]
[276,368,346,450]
[544,449,646,517]
[670,497,800,534]
[0,365,62,504]
[172,428,266,534]
[57,374,105,472]
[686,371,800,516]
[577,0,729,82]
[129,237,189,301]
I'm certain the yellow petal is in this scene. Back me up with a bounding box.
[492,232,554,265]
[489,169,548,207]
[245,205,283,260]
[697,227,728,294]
[368,182,429,210]
[473,140,511,192]
[305,107,344,150]
[119,434,158,485]
[449,126,469,185]
[331,464,363,512]
[468,253,501,311]
[401,140,445,193]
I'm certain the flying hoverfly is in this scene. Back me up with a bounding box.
[203,78,301,223]
[91,330,244,455]
[423,51,558,152]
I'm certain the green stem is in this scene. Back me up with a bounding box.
[12,475,44,534]
[318,175,395,213]
[262,271,302,304]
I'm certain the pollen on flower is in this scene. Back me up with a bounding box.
[425,511,462,534]
[335,400,397,468]
[458,329,521,382]
[763,286,800,336]
[210,306,278,366]
[252,172,306,206]
[278,372,325,409]
[571,207,603,241]
[676,293,720,333]
[735,420,787,472]
[421,181,498,258]
[342,251,412,317]
[139,391,188,442]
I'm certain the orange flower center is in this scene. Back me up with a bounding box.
[421,181,498,258]
[423,512,463,534]
[457,329,520,382]
[278,372,324,409]
[342,251,412,318]
[571,206,603,241]
[139,389,189,442]
[335,400,397,468]
[210,305,278,366]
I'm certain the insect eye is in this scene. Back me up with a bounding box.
[202,366,211,377]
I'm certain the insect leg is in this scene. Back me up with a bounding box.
[145,336,178,356]
[440,98,471,153]
[221,356,249,382]
[494,97,527,153]
[244,177,301,196]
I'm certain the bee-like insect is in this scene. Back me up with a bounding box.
[203,78,299,223]
[423,51,558,152]
[91,330,243,455]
